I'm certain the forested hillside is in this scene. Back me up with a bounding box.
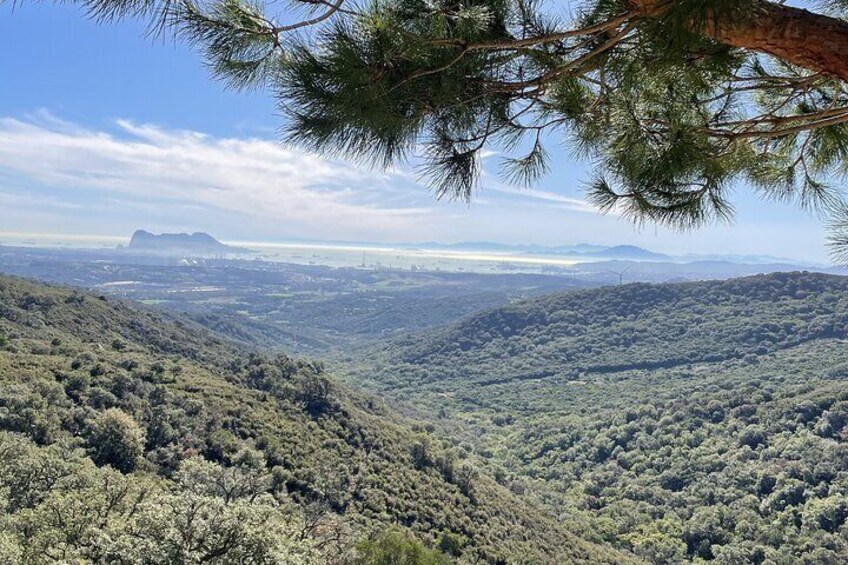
[350,273,848,564]
[368,273,848,389]
[0,275,636,564]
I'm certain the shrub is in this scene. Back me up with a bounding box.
[296,376,336,418]
[87,408,145,473]
[355,529,450,565]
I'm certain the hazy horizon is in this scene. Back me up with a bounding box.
[0,1,835,263]
[0,228,829,266]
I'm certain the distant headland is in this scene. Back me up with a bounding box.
[124,230,250,255]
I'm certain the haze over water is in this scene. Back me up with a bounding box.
[0,230,596,274]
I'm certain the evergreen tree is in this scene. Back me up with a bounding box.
[87,408,145,473]
[355,528,451,565]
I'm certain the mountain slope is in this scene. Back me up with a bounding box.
[349,272,848,564]
[381,272,848,388]
[584,245,671,260]
[0,274,637,564]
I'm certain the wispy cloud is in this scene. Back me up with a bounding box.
[0,112,435,238]
[488,183,600,214]
[0,112,667,250]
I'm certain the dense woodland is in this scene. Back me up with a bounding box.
[4,270,848,564]
[348,273,848,564]
[0,275,633,564]
[7,0,848,560]
[377,273,848,385]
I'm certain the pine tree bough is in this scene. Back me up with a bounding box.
[632,0,848,81]
[17,0,848,259]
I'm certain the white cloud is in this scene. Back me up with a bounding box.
[4,112,736,253]
[488,183,600,214]
[0,113,435,238]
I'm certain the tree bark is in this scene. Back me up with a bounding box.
[632,0,848,82]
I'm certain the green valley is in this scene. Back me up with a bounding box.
[4,267,848,564]
[346,273,848,564]
[8,0,848,561]
[0,274,634,564]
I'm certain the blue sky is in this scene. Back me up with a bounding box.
[0,2,834,261]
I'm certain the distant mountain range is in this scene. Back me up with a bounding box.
[124,230,250,256]
[398,240,797,264]
[116,231,814,267]
[580,244,671,261]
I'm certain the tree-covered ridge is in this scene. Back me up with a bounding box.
[377,272,848,389]
[0,275,638,564]
[348,272,848,563]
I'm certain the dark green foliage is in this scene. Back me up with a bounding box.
[352,272,848,564]
[366,272,848,389]
[355,529,450,565]
[0,274,636,565]
[295,374,336,417]
[87,408,145,472]
[437,531,466,558]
